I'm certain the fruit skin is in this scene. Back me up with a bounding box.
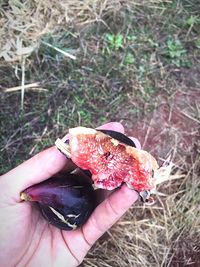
[97,129,136,147]
[64,130,136,148]
[20,174,96,230]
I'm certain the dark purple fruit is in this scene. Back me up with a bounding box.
[20,174,96,230]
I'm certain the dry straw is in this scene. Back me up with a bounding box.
[0,0,171,108]
[0,0,171,62]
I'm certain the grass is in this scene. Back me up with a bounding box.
[0,0,200,266]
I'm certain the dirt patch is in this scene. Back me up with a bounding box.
[171,241,200,267]
[125,88,200,165]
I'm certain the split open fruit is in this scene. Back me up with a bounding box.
[55,127,165,197]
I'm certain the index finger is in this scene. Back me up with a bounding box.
[81,184,138,246]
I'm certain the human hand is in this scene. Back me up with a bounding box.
[0,122,139,267]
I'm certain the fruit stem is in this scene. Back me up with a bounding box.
[20,192,32,201]
[55,138,71,158]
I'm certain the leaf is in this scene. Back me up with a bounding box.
[125,53,135,65]
[115,34,123,49]
[186,15,198,26]
[195,39,200,49]
[106,33,114,43]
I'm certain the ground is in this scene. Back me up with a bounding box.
[0,1,200,266]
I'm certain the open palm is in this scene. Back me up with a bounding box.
[0,123,138,267]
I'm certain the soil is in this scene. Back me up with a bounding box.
[125,88,200,166]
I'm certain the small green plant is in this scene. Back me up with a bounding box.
[164,37,187,67]
[124,53,135,65]
[186,15,199,27]
[105,33,124,51]
[167,38,186,58]
[138,65,146,78]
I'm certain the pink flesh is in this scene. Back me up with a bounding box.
[69,134,154,191]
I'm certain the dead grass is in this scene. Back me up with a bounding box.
[0,0,172,62]
[0,0,200,266]
[82,154,200,267]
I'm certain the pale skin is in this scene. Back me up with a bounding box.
[0,122,139,267]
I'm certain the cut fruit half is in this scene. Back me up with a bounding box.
[55,127,166,195]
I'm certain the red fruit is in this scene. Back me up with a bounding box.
[66,127,159,192]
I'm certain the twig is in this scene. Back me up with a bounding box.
[142,116,154,149]
[29,126,48,155]
[4,82,48,92]
[41,41,76,60]
[180,110,200,124]
[21,57,25,109]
